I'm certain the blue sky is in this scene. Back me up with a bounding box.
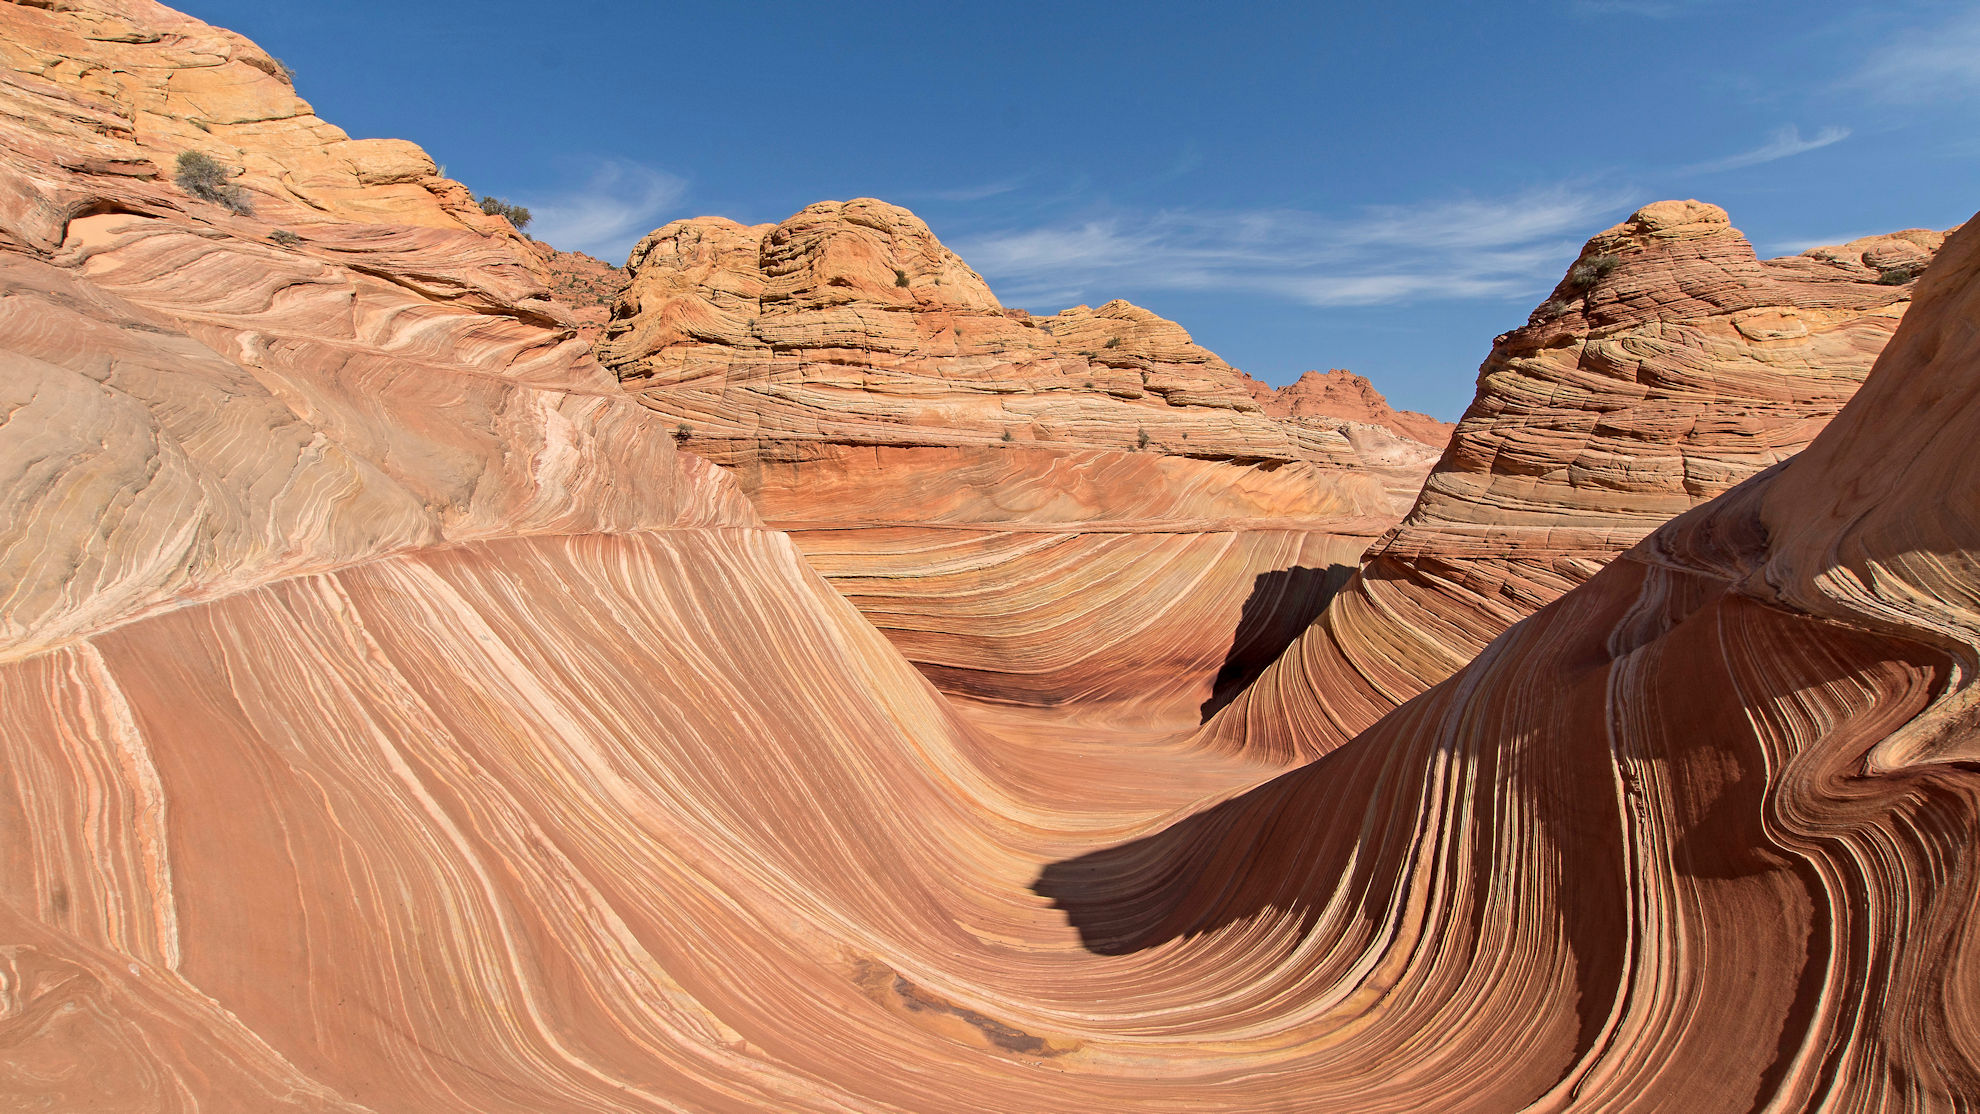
[185,1,1979,419]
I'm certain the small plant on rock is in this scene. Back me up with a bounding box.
[1001,429,1014,442]
[175,151,253,214]
[1136,427,1151,450]
[675,423,693,440]
[894,268,910,288]
[478,195,532,231]
[1876,264,1923,286]
[1568,253,1620,288]
[1104,336,1121,348]
[268,229,302,246]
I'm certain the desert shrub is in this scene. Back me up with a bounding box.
[1533,298,1571,321]
[268,229,302,246]
[1136,427,1151,450]
[675,423,693,439]
[1876,264,1922,286]
[1568,253,1620,287]
[894,268,910,288]
[1001,429,1014,442]
[1104,336,1121,348]
[478,195,532,231]
[175,151,253,214]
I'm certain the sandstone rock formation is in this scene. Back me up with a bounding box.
[1196,200,1951,760]
[602,200,1440,734]
[1242,367,1455,448]
[7,3,1980,1111]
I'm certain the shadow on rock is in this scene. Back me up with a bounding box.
[1198,564,1353,723]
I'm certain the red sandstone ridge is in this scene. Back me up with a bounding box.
[602,198,1441,736]
[1197,199,1952,762]
[1241,368,1455,448]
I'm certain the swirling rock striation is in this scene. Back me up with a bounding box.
[1197,199,1953,761]
[602,199,1439,734]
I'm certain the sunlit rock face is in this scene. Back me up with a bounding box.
[7,3,1980,1111]
[1196,199,1954,761]
[603,199,1443,736]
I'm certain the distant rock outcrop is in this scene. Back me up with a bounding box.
[530,240,627,345]
[1243,367,1456,448]
[603,198,1441,734]
[1197,199,1953,760]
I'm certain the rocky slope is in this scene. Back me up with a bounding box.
[602,199,1440,735]
[532,239,626,344]
[1196,199,1952,760]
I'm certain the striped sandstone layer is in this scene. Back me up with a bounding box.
[603,200,1443,735]
[1196,199,1951,760]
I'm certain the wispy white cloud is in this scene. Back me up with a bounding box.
[1680,125,1852,175]
[953,185,1630,309]
[1857,7,1980,102]
[521,159,687,262]
[911,178,1028,203]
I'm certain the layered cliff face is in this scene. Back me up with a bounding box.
[603,200,1441,735]
[1197,199,1950,760]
